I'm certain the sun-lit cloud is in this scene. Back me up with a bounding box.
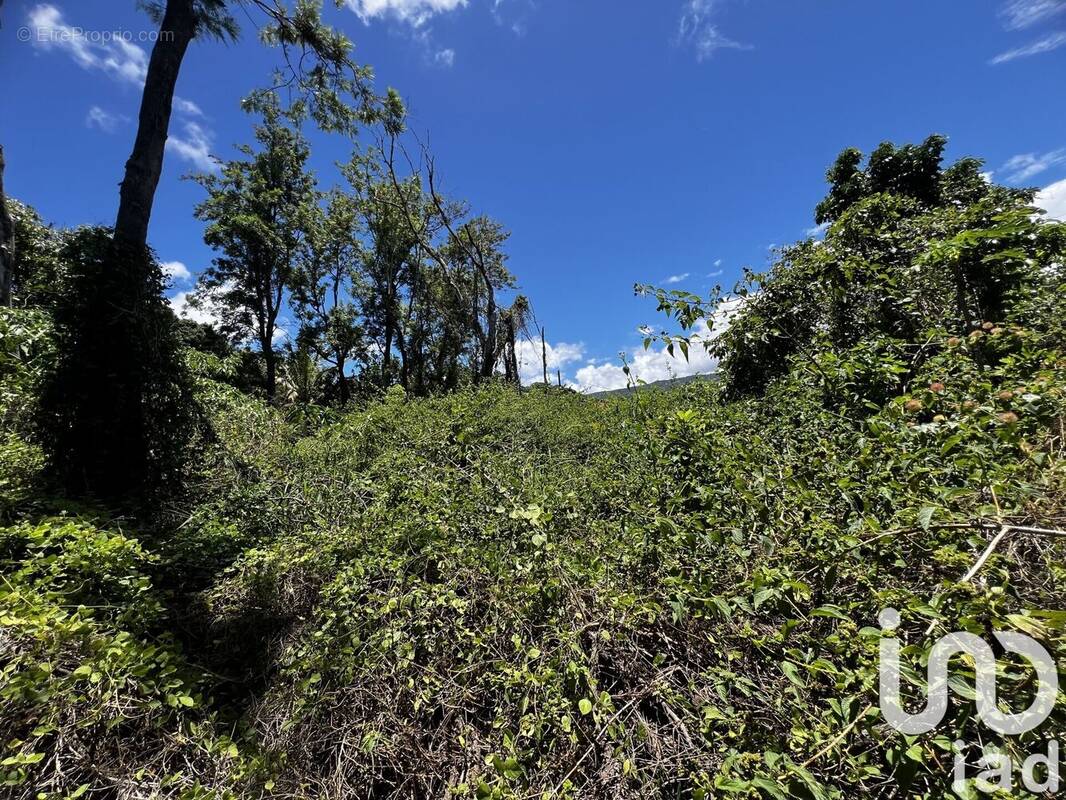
[572,297,744,393]
[513,339,585,386]
[166,121,217,172]
[805,221,830,238]
[169,289,221,327]
[85,105,127,133]
[434,48,456,67]
[1001,149,1066,183]
[990,30,1066,63]
[676,0,751,62]
[1036,178,1066,221]
[161,260,193,282]
[27,4,147,85]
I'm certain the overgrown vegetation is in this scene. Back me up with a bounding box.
[2,131,1066,800]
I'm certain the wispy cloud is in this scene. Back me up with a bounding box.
[27,4,147,85]
[173,97,204,117]
[166,121,217,172]
[990,30,1066,63]
[676,0,751,62]
[433,47,456,67]
[663,273,690,285]
[1000,148,1066,182]
[491,0,534,36]
[85,105,128,133]
[805,221,830,238]
[999,0,1066,30]
[346,0,467,26]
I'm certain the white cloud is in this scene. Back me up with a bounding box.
[166,121,217,172]
[27,4,148,85]
[990,30,1066,63]
[999,0,1066,30]
[805,221,830,238]
[707,269,723,278]
[1036,178,1066,221]
[161,260,192,282]
[434,47,456,66]
[1001,149,1066,182]
[85,105,127,133]
[514,339,585,386]
[663,273,690,284]
[173,96,204,117]
[677,0,751,62]
[169,289,222,327]
[573,297,744,393]
[346,0,467,26]
[713,258,723,267]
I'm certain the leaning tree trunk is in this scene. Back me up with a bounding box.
[42,0,199,504]
[0,145,13,305]
[113,0,197,249]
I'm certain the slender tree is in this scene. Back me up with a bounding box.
[291,189,365,405]
[116,0,375,249]
[192,97,316,399]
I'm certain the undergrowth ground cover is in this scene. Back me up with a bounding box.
[2,139,1066,799]
[3,308,1066,799]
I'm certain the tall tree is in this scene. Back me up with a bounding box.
[357,179,421,387]
[192,98,316,399]
[444,216,514,380]
[47,1,381,502]
[290,189,365,405]
[498,295,531,385]
[115,0,374,249]
[379,135,518,383]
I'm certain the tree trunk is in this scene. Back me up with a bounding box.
[0,146,13,305]
[541,327,548,391]
[263,340,277,400]
[336,352,349,405]
[503,315,518,384]
[953,262,970,331]
[479,275,497,379]
[381,270,397,386]
[113,0,197,249]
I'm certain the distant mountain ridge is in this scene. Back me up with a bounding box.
[588,371,717,397]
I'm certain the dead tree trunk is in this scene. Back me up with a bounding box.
[540,327,548,391]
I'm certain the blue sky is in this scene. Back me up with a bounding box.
[3,0,1066,390]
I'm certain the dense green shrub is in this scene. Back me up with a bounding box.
[1,139,1064,799]
[38,230,198,504]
